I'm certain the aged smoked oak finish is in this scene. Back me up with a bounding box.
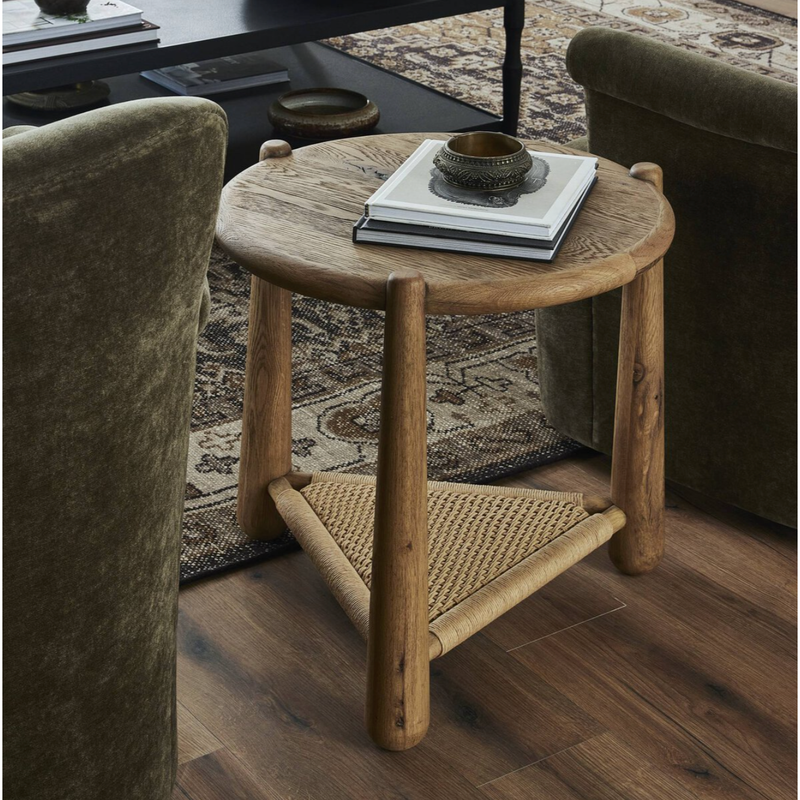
[218,134,673,315]
[610,162,666,575]
[237,277,292,540]
[366,271,430,749]
[216,132,675,750]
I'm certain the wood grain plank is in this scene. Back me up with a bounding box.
[424,633,603,785]
[177,701,224,766]
[177,570,487,799]
[512,452,797,624]
[510,602,796,800]
[481,566,625,651]
[505,454,797,800]
[174,748,281,800]
[177,549,601,793]
[480,732,702,799]
[175,451,795,799]
[591,550,797,701]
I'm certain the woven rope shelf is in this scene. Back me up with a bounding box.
[269,472,625,658]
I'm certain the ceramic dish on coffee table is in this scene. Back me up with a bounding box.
[268,87,380,139]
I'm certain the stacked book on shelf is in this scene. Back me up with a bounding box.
[354,139,598,261]
[2,0,158,65]
[141,53,289,96]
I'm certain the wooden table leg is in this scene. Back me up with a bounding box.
[609,163,666,575]
[502,0,524,137]
[237,275,293,540]
[366,270,430,751]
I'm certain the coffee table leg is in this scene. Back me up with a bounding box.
[609,164,666,575]
[502,0,524,136]
[237,275,293,540]
[366,270,430,751]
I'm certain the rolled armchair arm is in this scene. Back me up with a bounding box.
[3,125,36,139]
[567,27,797,152]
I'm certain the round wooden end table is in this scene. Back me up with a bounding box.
[216,133,675,751]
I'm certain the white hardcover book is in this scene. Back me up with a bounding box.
[355,178,595,261]
[3,0,143,46]
[365,139,598,239]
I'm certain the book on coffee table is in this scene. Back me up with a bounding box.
[3,21,158,64]
[141,53,289,96]
[3,0,158,65]
[364,139,597,239]
[3,0,144,46]
[354,176,596,261]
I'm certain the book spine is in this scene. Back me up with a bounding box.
[3,15,143,48]
[3,29,158,64]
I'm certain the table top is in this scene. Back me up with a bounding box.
[216,133,674,315]
[4,0,504,93]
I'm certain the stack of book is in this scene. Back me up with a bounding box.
[354,139,598,261]
[141,53,289,97]
[2,0,158,65]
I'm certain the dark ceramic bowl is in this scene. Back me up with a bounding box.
[268,88,380,140]
[433,131,533,192]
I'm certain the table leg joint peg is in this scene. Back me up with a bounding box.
[630,162,664,192]
[260,139,293,160]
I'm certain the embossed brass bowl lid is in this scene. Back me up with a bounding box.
[433,131,533,192]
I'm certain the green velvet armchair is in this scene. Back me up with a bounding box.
[537,28,797,526]
[3,98,227,799]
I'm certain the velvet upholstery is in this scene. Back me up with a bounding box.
[3,98,227,799]
[537,28,797,526]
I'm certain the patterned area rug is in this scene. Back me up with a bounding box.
[182,249,579,582]
[182,1,795,583]
[329,0,795,143]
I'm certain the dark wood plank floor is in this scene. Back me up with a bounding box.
[174,452,797,800]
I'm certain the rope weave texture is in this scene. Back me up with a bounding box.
[301,475,589,621]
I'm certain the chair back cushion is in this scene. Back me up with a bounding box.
[3,97,227,799]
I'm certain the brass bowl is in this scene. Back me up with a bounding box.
[433,132,533,192]
[268,88,380,140]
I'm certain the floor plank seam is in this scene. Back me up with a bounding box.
[177,700,227,766]
[505,599,628,652]
[173,783,194,800]
[178,744,226,768]
[474,737,601,788]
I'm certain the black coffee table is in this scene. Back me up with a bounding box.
[3,0,524,134]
